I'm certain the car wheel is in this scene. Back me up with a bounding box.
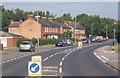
[19,50,22,52]
[30,49,33,52]
[33,49,35,52]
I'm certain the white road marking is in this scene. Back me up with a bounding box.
[6,60,10,62]
[17,57,20,59]
[60,62,63,66]
[43,57,49,61]
[49,55,54,58]
[59,67,62,73]
[101,56,109,61]
[62,57,65,61]
[94,52,106,62]
[10,59,14,61]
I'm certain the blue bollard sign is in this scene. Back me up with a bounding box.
[28,61,42,76]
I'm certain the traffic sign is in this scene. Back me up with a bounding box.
[113,29,116,32]
[28,61,42,76]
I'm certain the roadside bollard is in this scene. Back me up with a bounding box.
[78,41,83,47]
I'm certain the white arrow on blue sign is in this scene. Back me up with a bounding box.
[28,61,42,76]
[30,63,40,73]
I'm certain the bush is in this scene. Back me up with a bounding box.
[39,39,57,45]
[70,38,78,43]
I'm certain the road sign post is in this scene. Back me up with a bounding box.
[28,61,42,76]
[28,56,42,78]
[113,29,116,40]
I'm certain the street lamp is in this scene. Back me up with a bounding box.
[91,23,93,37]
[35,12,40,46]
[74,16,77,43]
[106,24,108,38]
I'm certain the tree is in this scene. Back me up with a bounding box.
[59,31,73,39]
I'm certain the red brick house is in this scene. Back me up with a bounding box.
[9,14,86,40]
[64,21,86,41]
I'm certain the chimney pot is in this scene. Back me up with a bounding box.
[28,14,34,20]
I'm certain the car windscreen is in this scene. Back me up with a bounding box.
[21,43,30,45]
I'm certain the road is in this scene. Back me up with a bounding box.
[2,41,118,78]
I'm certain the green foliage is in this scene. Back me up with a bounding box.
[39,39,57,45]
[59,31,73,39]
[117,22,120,43]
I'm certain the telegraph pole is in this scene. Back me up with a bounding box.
[35,11,40,46]
[75,16,77,43]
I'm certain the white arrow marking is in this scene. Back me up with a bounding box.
[31,65,39,71]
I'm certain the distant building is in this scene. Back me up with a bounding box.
[64,21,86,40]
[9,14,86,40]
[0,31,22,47]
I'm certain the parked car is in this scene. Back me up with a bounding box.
[90,38,96,42]
[96,39,103,42]
[103,38,108,41]
[55,40,67,47]
[19,41,35,52]
[82,39,88,43]
[96,36,103,42]
[65,39,73,46]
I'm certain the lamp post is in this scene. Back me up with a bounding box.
[75,16,77,43]
[35,12,40,46]
[106,24,108,38]
[91,23,93,37]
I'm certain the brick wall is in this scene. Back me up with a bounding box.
[7,38,19,47]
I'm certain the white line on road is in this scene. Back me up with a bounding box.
[60,62,63,66]
[101,56,109,61]
[43,57,49,61]
[59,67,62,73]
[94,52,106,63]
[49,55,54,58]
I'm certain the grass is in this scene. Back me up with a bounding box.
[2,49,15,52]
[112,44,120,52]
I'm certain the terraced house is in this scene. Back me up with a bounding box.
[9,14,86,40]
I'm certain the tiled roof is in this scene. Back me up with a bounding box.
[9,21,23,27]
[69,23,85,30]
[38,20,60,27]
[0,31,22,37]
[53,22,70,28]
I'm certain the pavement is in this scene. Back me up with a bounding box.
[94,45,119,71]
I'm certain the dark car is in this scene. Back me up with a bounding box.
[82,39,88,43]
[19,41,35,52]
[55,40,67,47]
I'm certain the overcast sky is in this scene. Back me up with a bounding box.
[1,1,119,20]
[1,0,120,2]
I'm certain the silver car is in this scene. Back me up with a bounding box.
[19,41,35,52]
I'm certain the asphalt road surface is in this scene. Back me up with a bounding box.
[2,41,119,77]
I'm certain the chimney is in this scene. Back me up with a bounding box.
[42,17,47,20]
[64,21,69,26]
[48,18,53,22]
[28,14,33,20]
